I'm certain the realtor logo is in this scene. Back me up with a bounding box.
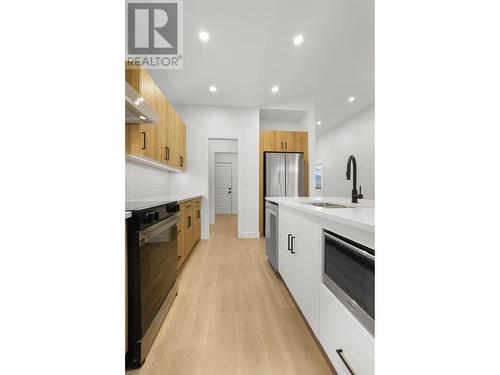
[126,0,183,69]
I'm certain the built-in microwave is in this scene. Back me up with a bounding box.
[323,229,375,336]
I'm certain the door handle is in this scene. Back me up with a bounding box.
[287,234,292,251]
[281,142,284,150]
[290,236,296,254]
[141,132,146,150]
[336,349,356,375]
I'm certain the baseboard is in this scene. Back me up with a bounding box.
[238,232,260,239]
[201,232,209,240]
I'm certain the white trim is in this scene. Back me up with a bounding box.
[201,232,208,240]
[238,232,260,239]
[203,134,244,240]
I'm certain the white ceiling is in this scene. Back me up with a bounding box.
[149,0,374,134]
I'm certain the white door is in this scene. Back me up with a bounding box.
[215,162,232,214]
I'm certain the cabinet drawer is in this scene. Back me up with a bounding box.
[179,199,194,213]
[319,285,374,375]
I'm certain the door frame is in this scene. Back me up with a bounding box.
[214,161,233,214]
[203,134,243,239]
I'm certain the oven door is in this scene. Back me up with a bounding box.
[127,215,179,368]
[323,230,375,336]
[139,216,178,334]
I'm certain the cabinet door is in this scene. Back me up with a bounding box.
[279,216,320,334]
[125,65,158,160]
[292,132,308,152]
[261,130,285,151]
[281,132,295,151]
[138,69,158,160]
[278,220,294,288]
[185,210,194,256]
[289,227,320,334]
[193,201,201,243]
[179,120,186,170]
[177,215,185,269]
[156,87,170,165]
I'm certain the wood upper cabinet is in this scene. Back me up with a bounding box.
[178,120,186,170]
[125,63,187,170]
[260,130,308,152]
[125,64,158,159]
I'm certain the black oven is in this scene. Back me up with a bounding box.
[323,229,375,336]
[126,202,179,368]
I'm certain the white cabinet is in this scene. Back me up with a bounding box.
[279,211,320,334]
[319,285,374,375]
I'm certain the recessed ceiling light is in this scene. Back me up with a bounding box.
[198,31,210,42]
[316,121,322,125]
[271,86,279,93]
[348,96,356,102]
[209,86,217,92]
[293,35,304,45]
[139,115,146,120]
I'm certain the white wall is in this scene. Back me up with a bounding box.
[316,106,375,199]
[215,152,238,215]
[259,119,300,131]
[125,161,172,200]
[170,104,260,239]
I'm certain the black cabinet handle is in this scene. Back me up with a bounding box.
[291,236,296,254]
[187,216,191,228]
[285,141,287,150]
[164,147,170,161]
[196,209,200,219]
[281,142,284,150]
[141,132,146,150]
[336,349,355,375]
[180,156,184,167]
[287,234,292,251]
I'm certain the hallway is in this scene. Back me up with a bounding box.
[128,214,334,375]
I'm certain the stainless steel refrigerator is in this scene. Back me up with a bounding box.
[264,152,305,272]
[265,152,305,199]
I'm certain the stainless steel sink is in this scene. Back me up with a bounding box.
[305,202,351,208]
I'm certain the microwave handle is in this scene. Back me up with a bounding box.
[324,232,374,262]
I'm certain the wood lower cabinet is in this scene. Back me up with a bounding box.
[177,197,202,269]
[176,214,185,268]
[126,63,186,170]
[193,200,201,241]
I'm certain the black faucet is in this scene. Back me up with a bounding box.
[346,155,363,203]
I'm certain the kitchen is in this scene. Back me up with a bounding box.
[5,1,499,375]
[124,0,374,373]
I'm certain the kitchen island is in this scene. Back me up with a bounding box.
[265,196,375,375]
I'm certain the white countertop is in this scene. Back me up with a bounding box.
[125,193,203,212]
[266,196,374,233]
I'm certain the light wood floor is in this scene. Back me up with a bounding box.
[128,214,335,375]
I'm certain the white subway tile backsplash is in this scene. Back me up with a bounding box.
[126,160,172,200]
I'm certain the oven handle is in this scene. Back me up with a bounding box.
[324,232,374,262]
[140,216,179,246]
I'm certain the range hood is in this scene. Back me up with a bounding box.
[125,81,159,124]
